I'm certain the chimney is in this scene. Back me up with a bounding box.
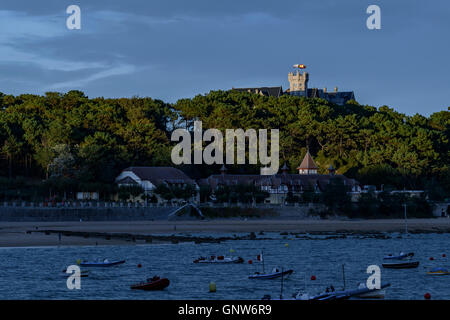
[220,165,227,177]
[323,88,327,93]
[281,163,289,176]
[334,87,338,92]
[328,164,336,176]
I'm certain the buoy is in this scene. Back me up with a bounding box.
[209,282,216,293]
[424,292,431,300]
[429,257,434,261]
[311,275,316,281]
[248,260,253,264]
[285,243,289,247]
[76,259,81,265]
[137,264,142,268]
[443,254,446,258]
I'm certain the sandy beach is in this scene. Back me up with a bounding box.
[1,218,450,248]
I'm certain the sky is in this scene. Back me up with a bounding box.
[0,0,449,116]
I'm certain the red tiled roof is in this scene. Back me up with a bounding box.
[297,151,318,170]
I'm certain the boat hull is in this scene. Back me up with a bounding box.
[382,261,419,269]
[427,271,450,276]
[249,270,294,280]
[80,260,126,267]
[307,283,390,300]
[194,257,244,264]
[131,278,170,291]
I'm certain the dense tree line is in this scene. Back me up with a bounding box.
[0,89,448,201]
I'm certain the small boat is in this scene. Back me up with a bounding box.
[79,259,126,267]
[131,276,170,291]
[354,283,388,299]
[296,283,391,300]
[249,268,294,280]
[383,252,414,260]
[193,255,244,264]
[427,267,450,276]
[382,261,419,269]
[62,270,89,277]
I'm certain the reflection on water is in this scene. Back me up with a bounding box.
[0,232,448,300]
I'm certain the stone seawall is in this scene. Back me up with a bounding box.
[0,204,326,222]
[0,207,175,222]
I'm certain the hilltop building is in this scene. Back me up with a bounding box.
[233,68,355,105]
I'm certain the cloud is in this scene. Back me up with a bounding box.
[47,64,137,89]
[0,10,104,72]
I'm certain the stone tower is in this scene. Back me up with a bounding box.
[288,71,309,94]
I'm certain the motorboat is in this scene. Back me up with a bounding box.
[383,252,414,260]
[382,261,419,269]
[249,268,293,280]
[131,276,170,290]
[295,283,391,300]
[62,269,89,277]
[193,255,244,264]
[79,259,126,267]
[427,267,450,276]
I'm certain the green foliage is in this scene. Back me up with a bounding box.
[320,178,352,214]
[153,184,196,201]
[351,192,433,218]
[0,90,448,202]
[118,185,144,201]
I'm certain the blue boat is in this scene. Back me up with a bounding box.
[79,259,126,267]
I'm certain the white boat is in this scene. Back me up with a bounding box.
[193,255,244,264]
[383,252,414,260]
[249,268,294,280]
[294,283,390,300]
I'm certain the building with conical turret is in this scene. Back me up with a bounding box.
[297,150,318,174]
[199,151,360,204]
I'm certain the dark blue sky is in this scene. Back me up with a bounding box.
[0,0,448,115]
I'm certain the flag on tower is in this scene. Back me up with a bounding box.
[293,64,306,69]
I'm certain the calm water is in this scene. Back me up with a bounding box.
[0,232,449,300]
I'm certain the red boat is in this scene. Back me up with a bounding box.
[130,276,170,291]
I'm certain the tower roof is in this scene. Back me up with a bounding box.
[297,151,318,170]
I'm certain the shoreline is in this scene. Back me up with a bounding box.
[1,218,450,248]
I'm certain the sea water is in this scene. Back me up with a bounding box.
[0,232,448,300]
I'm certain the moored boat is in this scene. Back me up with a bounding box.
[383,252,414,260]
[295,282,391,300]
[354,282,388,299]
[131,276,170,291]
[382,261,419,269]
[249,268,293,280]
[427,267,450,276]
[62,269,89,277]
[79,259,126,267]
[193,255,244,264]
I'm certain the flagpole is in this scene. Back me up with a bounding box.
[261,251,265,274]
